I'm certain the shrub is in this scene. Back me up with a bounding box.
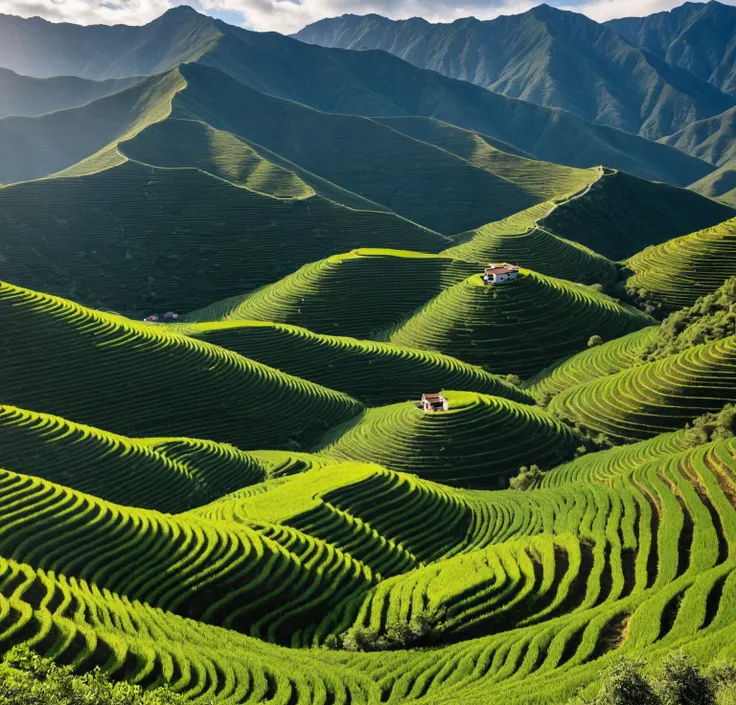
[340,615,442,651]
[579,657,661,705]
[588,335,604,348]
[685,404,736,447]
[510,464,543,490]
[655,652,717,705]
[0,646,185,705]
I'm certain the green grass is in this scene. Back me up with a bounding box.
[313,391,578,488]
[183,249,480,338]
[548,334,736,442]
[178,319,531,406]
[387,269,655,378]
[0,279,362,450]
[626,217,736,313]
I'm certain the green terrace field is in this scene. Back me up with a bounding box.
[387,269,655,378]
[526,326,660,399]
[2,16,736,705]
[313,391,578,487]
[626,217,736,313]
[541,170,735,260]
[0,163,445,314]
[548,335,736,442]
[184,249,482,338]
[178,320,530,406]
[0,280,362,448]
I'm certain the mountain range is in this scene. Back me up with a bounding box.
[294,2,736,140]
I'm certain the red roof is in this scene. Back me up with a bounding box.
[422,393,444,401]
[485,265,519,275]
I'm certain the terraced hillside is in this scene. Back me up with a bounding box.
[549,335,736,442]
[0,280,362,449]
[387,269,654,378]
[526,326,659,399]
[184,249,481,338]
[541,170,734,260]
[314,391,577,487]
[626,217,736,313]
[0,70,184,184]
[180,320,530,406]
[0,162,444,314]
[444,198,619,285]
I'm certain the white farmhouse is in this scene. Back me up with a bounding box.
[483,263,520,285]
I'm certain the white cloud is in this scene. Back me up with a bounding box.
[0,0,733,32]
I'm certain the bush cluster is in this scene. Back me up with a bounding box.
[572,653,736,705]
[642,277,736,363]
[685,403,736,447]
[0,646,185,705]
[335,615,442,652]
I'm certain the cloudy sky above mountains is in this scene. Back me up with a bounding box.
[0,0,732,33]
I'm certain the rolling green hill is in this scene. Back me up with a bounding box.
[540,169,735,260]
[626,217,736,312]
[179,320,531,406]
[442,184,620,285]
[314,391,578,487]
[548,334,736,442]
[387,269,655,378]
[0,67,140,119]
[0,404,273,511]
[526,326,659,399]
[0,70,184,184]
[0,161,443,314]
[0,279,362,449]
[607,1,736,95]
[184,249,480,338]
[295,5,736,139]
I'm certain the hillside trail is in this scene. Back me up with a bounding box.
[534,164,607,239]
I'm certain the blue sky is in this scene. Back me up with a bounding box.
[0,0,732,34]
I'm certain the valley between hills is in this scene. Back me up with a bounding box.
[0,3,736,704]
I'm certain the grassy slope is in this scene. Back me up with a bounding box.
[295,6,736,139]
[183,249,480,338]
[0,280,362,450]
[526,326,659,398]
[169,62,563,234]
[179,320,532,406]
[0,160,444,315]
[314,390,577,487]
[121,117,388,211]
[387,269,655,378]
[0,69,185,184]
[548,334,736,441]
[0,67,141,119]
[0,404,270,511]
[541,169,735,260]
[626,217,736,312]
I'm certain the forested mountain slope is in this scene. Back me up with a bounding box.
[607,0,736,95]
[0,7,718,187]
[294,5,735,139]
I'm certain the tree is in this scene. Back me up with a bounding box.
[590,656,661,705]
[655,652,717,705]
[0,646,185,705]
[588,335,604,348]
[510,464,543,491]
